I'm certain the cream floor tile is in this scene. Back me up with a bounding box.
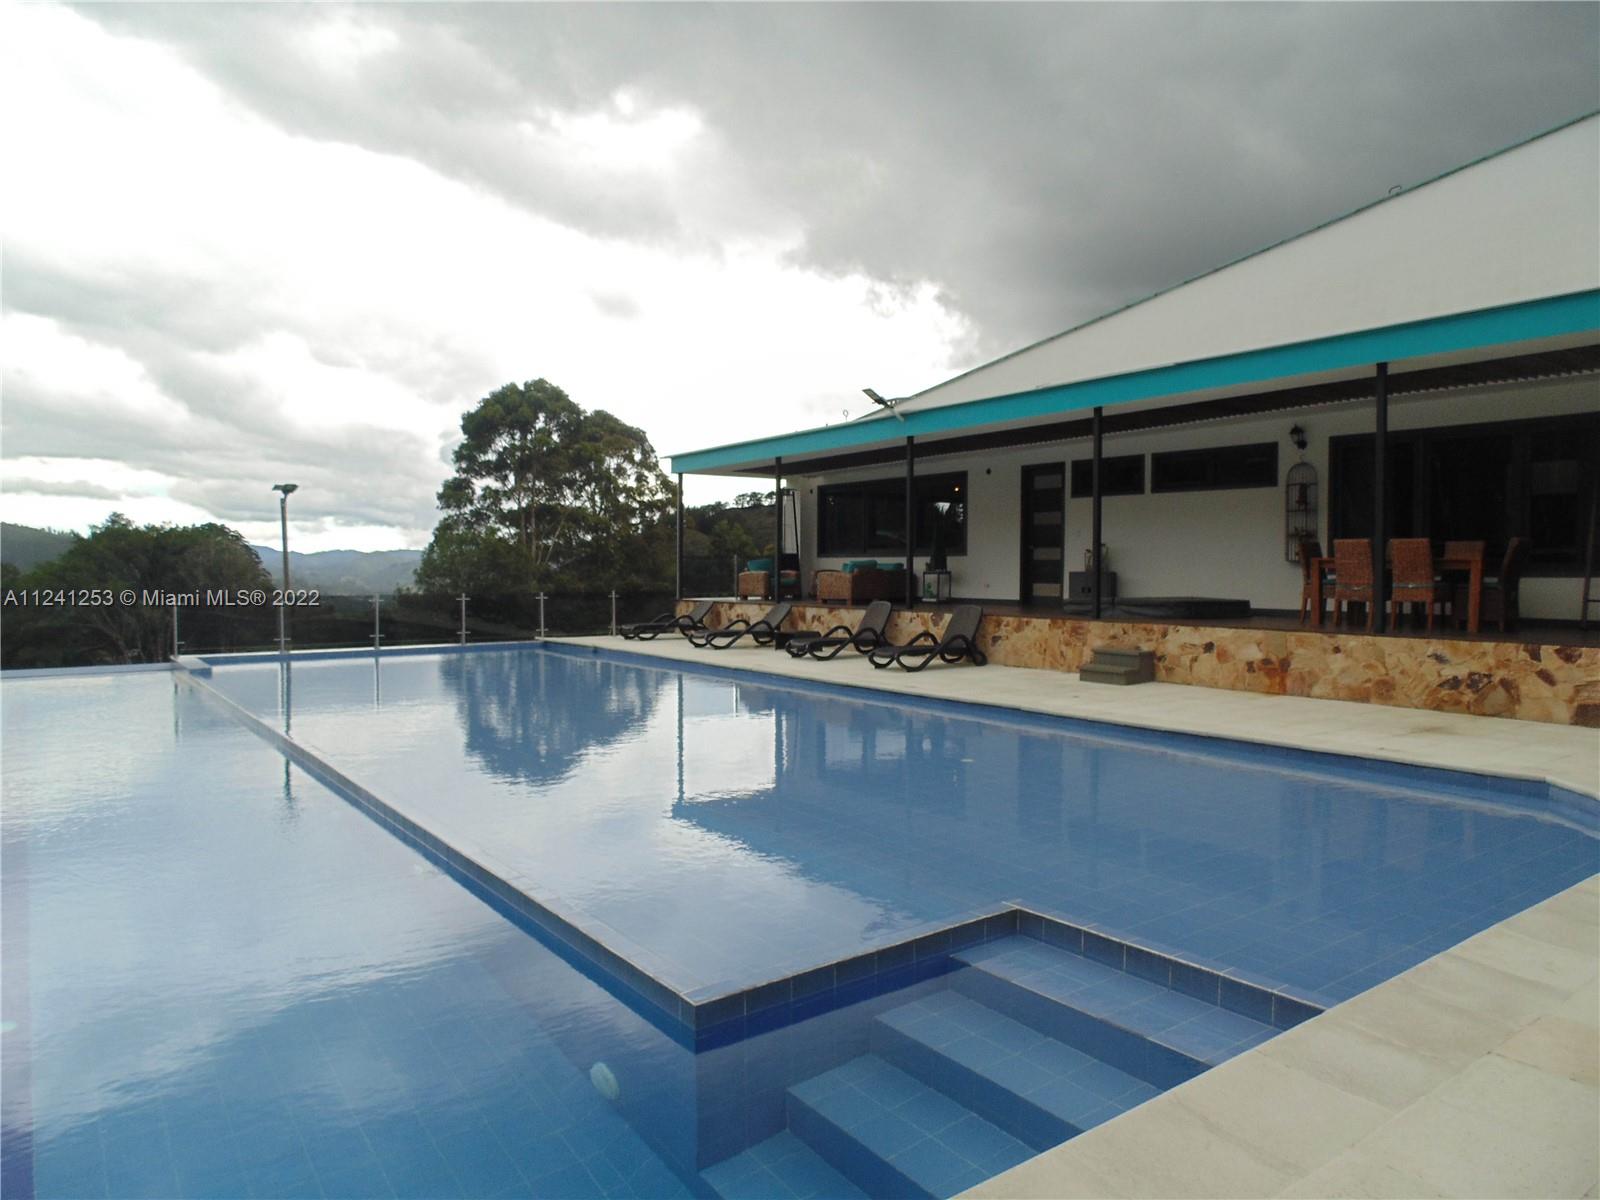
[1328,977,1525,1067]
[1168,1053,1393,1176]
[964,1148,1127,1199]
[1495,1014,1600,1086]
[1556,977,1600,1023]
[1348,1094,1595,1199]
[1498,902,1600,954]
[1403,950,1570,1028]
[1020,1096,1295,1200]
[1448,927,1599,994]
[1427,1053,1600,1139]
[1275,1148,1446,1199]
[1256,1016,1461,1112]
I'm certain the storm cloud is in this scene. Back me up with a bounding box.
[4,2,1595,547]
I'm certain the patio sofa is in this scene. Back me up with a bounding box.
[812,561,911,604]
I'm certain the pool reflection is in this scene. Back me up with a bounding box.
[196,647,1598,1006]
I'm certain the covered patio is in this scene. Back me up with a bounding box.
[664,114,1600,725]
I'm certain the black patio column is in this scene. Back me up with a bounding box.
[674,473,684,601]
[773,458,783,600]
[1373,363,1389,634]
[1091,405,1104,620]
[904,436,916,607]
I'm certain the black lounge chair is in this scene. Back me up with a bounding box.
[785,600,893,660]
[620,599,714,641]
[868,605,986,672]
[690,601,794,649]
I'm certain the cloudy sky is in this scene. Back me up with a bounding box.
[3,3,1595,551]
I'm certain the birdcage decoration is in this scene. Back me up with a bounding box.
[1285,460,1318,563]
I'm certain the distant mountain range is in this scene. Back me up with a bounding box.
[0,523,77,571]
[0,522,420,593]
[249,546,421,594]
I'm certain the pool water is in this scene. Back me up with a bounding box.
[199,645,1596,1006]
[4,650,1595,1199]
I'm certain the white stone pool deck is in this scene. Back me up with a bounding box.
[566,634,1599,1199]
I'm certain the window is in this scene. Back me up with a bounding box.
[1329,411,1600,574]
[1151,442,1278,493]
[1069,454,1145,498]
[817,473,968,557]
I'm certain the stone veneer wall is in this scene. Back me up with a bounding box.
[679,601,1600,728]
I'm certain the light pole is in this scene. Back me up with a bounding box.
[272,483,298,654]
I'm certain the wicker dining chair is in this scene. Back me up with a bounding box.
[1388,538,1441,632]
[1296,538,1325,626]
[1331,538,1374,631]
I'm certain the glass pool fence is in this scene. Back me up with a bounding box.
[1,556,751,667]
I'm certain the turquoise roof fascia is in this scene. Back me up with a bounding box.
[669,289,1600,474]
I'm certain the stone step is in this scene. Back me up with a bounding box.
[871,991,1158,1151]
[785,1055,1033,1199]
[1078,663,1148,685]
[1081,646,1155,684]
[1088,645,1152,668]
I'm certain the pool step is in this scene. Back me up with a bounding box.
[871,991,1159,1151]
[702,937,1283,1199]
[951,936,1278,1084]
[702,1129,867,1200]
[785,1056,1033,1199]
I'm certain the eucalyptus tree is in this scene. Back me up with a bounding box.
[422,379,673,591]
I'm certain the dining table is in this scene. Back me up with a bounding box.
[1308,551,1484,634]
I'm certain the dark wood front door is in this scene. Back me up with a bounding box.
[1021,463,1065,603]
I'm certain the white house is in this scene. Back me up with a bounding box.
[669,113,1600,627]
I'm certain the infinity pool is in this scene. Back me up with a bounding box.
[5,649,1595,1200]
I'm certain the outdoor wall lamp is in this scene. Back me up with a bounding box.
[1289,424,1308,452]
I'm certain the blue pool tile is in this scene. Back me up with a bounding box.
[852,1110,924,1159]
[1168,961,1223,1006]
[1219,976,1275,1025]
[1023,1075,1107,1128]
[1272,995,1322,1030]
[314,1164,398,1199]
[775,1145,867,1199]
[530,1161,606,1200]
[835,953,877,986]
[889,1137,986,1197]
[1080,931,1125,968]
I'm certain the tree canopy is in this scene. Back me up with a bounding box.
[418,380,674,593]
[1,514,271,667]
